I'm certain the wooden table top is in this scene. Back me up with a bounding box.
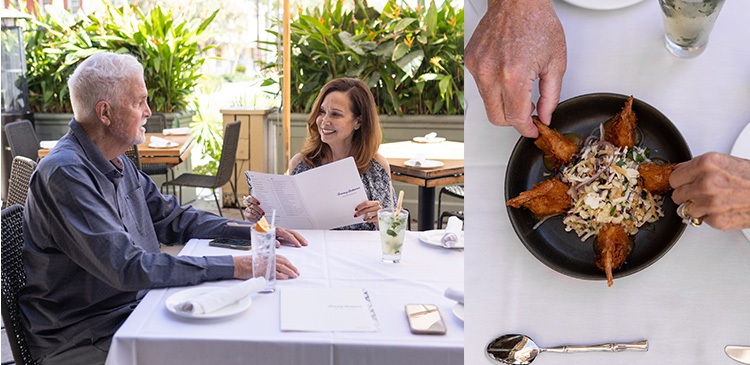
[379,140,464,188]
[38,133,195,166]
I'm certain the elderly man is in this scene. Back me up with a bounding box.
[19,52,307,364]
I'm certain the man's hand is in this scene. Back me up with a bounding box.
[275,227,308,248]
[466,0,567,138]
[233,254,300,280]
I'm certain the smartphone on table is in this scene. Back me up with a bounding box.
[209,238,252,250]
[404,304,447,335]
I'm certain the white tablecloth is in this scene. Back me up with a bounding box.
[106,230,463,365]
[465,0,750,364]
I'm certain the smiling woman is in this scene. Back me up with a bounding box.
[243,78,396,231]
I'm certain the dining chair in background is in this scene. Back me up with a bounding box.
[4,120,39,161]
[2,156,37,210]
[124,145,142,170]
[140,112,173,193]
[1,204,38,365]
[437,184,464,229]
[163,120,243,218]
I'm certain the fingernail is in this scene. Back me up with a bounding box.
[354,214,357,218]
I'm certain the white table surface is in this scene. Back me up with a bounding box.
[106,230,464,365]
[465,0,750,364]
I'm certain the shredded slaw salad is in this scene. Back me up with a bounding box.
[559,125,664,241]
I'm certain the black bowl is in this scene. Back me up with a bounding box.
[505,93,692,280]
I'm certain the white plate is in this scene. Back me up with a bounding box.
[561,0,645,10]
[412,136,446,143]
[730,121,750,243]
[404,159,444,169]
[165,287,253,319]
[418,229,464,248]
[148,141,179,148]
[452,303,464,322]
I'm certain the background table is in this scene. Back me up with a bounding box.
[380,141,464,231]
[465,0,750,364]
[107,230,464,365]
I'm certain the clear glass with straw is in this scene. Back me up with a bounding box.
[378,191,408,263]
[251,210,276,293]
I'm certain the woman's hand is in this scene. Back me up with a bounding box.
[243,195,265,222]
[670,152,750,231]
[355,200,382,228]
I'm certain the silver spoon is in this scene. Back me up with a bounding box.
[486,334,648,364]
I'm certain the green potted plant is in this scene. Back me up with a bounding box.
[25,2,217,139]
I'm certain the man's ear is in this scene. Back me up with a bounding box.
[96,101,112,126]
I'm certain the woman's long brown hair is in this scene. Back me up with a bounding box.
[298,78,381,174]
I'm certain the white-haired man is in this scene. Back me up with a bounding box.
[19,52,307,364]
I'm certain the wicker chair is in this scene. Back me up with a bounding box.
[3,156,37,209]
[140,113,173,193]
[437,184,464,229]
[124,145,142,170]
[1,204,38,365]
[163,120,242,218]
[4,120,39,161]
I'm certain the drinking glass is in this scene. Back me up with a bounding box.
[251,226,276,293]
[377,208,409,263]
[658,0,725,58]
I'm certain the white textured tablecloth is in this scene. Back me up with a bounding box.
[106,230,463,365]
[465,0,750,364]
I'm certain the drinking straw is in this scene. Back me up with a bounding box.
[271,209,277,230]
[395,191,404,219]
[389,182,395,210]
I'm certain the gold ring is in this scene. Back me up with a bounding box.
[677,201,703,227]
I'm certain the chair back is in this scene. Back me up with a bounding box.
[125,145,142,170]
[5,156,37,208]
[4,120,39,161]
[1,204,38,365]
[145,112,167,133]
[213,120,241,188]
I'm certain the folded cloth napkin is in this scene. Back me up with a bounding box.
[162,127,191,135]
[441,216,463,248]
[175,277,266,315]
[406,153,426,167]
[150,135,174,147]
[424,132,438,141]
[444,287,464,304]
[40,140,58,149]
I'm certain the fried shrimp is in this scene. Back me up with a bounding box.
[533,116,578,168]
[594,223,632,287]
[605,96,638,149]
[638,162,676,195]
[506,178,572,217]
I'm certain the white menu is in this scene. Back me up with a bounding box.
[280,287,378,332]
[244,157,369,229]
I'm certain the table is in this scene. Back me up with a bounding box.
[37,133,194,167]
[379,141,464,231]
[465,1,750,364]
[106,230,464,365]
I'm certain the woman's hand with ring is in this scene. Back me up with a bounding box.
[355,201,382,226]
[670,152,750,231]
[243,195,265,222]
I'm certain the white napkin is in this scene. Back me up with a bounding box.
[444,287,464,304]
[150,135,173,147]
[424,132,438,141]
[162,127,191,135]
[40,140,58,149]
[406,153,426,167]
[174,277,266,315]
[441,216,463,248]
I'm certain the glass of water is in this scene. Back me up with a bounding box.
[377,208,409,263]
[658,0,725,58]
[251,226,276,293]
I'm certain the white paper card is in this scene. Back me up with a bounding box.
[280,287,378,332]
[244,157,368,229]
